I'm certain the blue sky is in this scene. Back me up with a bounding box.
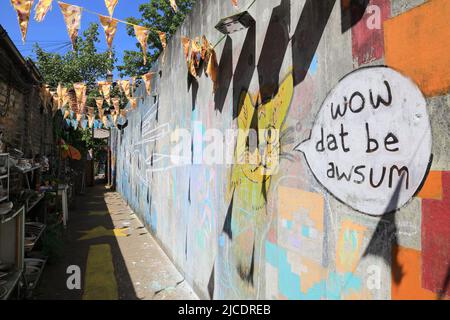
[0,0,150,77]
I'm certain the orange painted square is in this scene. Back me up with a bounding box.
[278,187,324,231]
[417,171,443,200]
[384,0,450,96]
[391,246,436,300]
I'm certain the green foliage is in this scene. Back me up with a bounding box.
[33,23,116,89]
[118,0,197,77]
[81,128,108,160]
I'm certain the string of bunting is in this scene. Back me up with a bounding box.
[10,0,173,64]
[11,0,243,131]
[11,0,239,48]
[47,69,157,131]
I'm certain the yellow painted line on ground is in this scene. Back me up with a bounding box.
[78,226,129,240]
[87,211,109,217]
[83,244,118,300]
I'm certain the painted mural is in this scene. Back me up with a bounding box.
[112,0,450,300]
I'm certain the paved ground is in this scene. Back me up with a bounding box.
[34,182,198,300]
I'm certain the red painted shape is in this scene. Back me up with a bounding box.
[351,0,390,66]
[422,171,450,298]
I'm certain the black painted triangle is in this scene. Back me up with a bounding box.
[207,265,215,300]
[222,190,234,240]
[236,242,255,287]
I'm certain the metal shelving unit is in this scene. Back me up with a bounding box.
[0,206,25,300]
[23,256,47,297]
[0,270,22,300]
[24,222,46,253]
[0,153,9,203]
[0,154,53,299]
[14,164,41,190]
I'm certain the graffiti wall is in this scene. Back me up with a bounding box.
[111,0,450,300]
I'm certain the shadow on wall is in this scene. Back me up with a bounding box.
[214,36,233,114]
[233,23,256,118]
[208,0,372,299]
[341,0,370,33]
[257,0,290,105]
[363,168,450,300]
[438,267,450,300]
[362,176,404,285]
[214,0,370,114]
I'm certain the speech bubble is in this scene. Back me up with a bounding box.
[295,66,432,216]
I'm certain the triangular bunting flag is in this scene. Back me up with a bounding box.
[80,94,87,114]
[142,72,153,96]
[88,114,95,128]
[63,91,70,108]
[10,0,34,43]
[118,80,131,98]
[73,82,86,111]
[51,94,59,111]
[95,97,104,110]
[169,0,178,12]
[158,31,167,50]
[129,97,137,110]
[56,83,63,97]
[98,81,112,105]
[201,36,210,61]
[157,31,167,63]
[189,37,201,77]
[181,37,191,64]
[104,0,118,17]
[207,49,219,93]
[112,97,120,113]
[57,83,69,109]
[58,2,82,50]
[99,14,118,51]
[35,0,52,22]
[191,37,201,67]
[134,25,150,65]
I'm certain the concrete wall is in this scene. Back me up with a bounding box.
[112,0,450,299]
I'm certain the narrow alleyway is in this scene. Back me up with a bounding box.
[34,182,198,300]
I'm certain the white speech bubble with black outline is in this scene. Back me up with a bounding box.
[295,66,432,216]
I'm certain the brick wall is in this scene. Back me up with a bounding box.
[0,33,55,194]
